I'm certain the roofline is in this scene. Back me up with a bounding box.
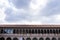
[0,24,60,27]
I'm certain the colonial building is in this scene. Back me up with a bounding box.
[0,25,60,40]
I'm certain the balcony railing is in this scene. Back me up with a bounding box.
[0,28,60,34]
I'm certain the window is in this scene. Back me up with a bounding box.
[39,38,44,40]
[38,29,40,34]
[0,29,4,34]
[35,29,37,34]
[20,29,22,34]
[26,29,29,34]
[45,38,50,40]
[0,37,5,40]
[33,38,38,40]
[23,29,25,34]
[50,29,52,33]
[52,38,56,40]
[26,38,31,40]
[40,29,43,34]
[29,29,31,33]
[44,29,46,34]
[13,38,18,40]
[46,29,49,34]
[53,29,56,34]
[56,29,58,34]
[4,29,13,34]
[59,29,60,33]
[32,29,34,34]
[6,37,11,40]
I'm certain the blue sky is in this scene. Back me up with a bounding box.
[0,0,60,24]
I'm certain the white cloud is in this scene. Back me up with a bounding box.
[29,0,48,16]
[0,0,60,24]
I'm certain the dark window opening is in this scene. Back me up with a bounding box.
[0,37,5,40]
[39,38,44,40]
[0,29,4,34]
[45,38,50,40]
[59,29,60,33]
[26,38,31,40]
[40,29,43,34]
[23,29,25,34]
[29,29,31,33]
[13,29,16,34]
[33,38,37,40]
[53,29,56,34]
[38,29,40,34]
[47,29,49,34]
[52,38,56,40]
[6,37,11,40]
[20,29,22,34]
[35,29,37,34]
[26,29,29,34]
[44,29,46,33]
[32,29,34,34]
[50,29,52,33]
[56,29,58,34]
[13,38,18,40]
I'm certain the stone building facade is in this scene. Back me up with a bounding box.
[0,25,60,40]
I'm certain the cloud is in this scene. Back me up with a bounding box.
[0,0,60,24]
[41,0,60,16]
[9,0,31,9]
[5,8,28,22]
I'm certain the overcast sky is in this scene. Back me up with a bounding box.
[0,0,60,24]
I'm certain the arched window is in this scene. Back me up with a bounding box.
[32,29,34,34]
[45,38,50,40]
[26,38,31,40]
[26,29,29,34]
[0,37,5,40]
[38,29,40,34]
[35,29,37,34]
[6,37,11,40]
[13,37,18,40]
[53,29,55,34]
[56,29,58,34]
[29,29,31,33]
[50,29,52,33]
[52,38,56,40]
[47,29,49,34]
[33,38,38,40]
[0,29,4,33]
[44,29,46,34]
[39,38,44,40]
[40,29,43,34]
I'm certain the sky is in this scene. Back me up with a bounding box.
[0,0,60,24]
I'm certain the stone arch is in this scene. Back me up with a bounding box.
[33,37,38,40]
[0,37,5,40]
[6,37,11,40]
[45,38,50,40]
[26,38,31,40]
[13,37,18,40]
[39,37,44,40]
[52,37,56,40]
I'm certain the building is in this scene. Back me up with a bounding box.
[0,25,60,40]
